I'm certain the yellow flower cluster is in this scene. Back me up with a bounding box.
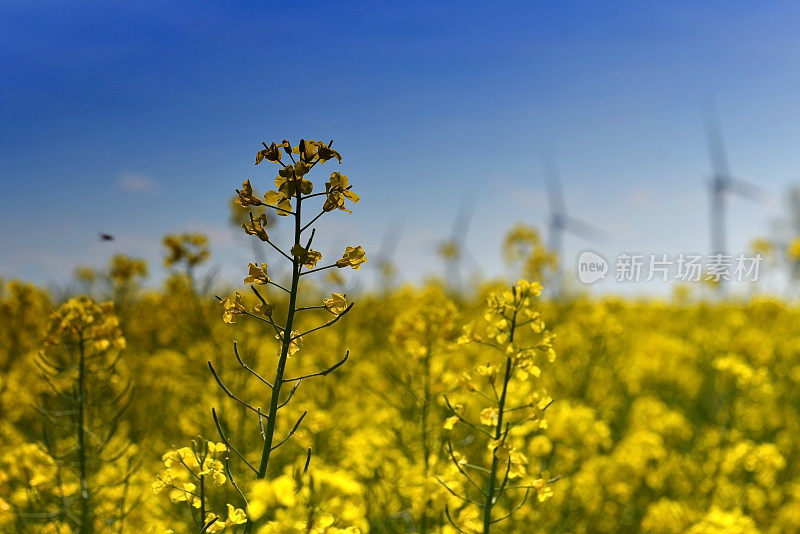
[163,232,210,268]
[247,463,365,533]
[42,295,126,353]
[152,441,228,505]
[108,254,149,285]
[441,280,557,529]
[153,439,246,532]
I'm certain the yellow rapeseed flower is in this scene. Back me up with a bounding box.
[243,262,270,285]
[336,246,367,270]
[323,293,348,314]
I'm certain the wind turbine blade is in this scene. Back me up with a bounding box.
[377,223,402,262]
[702,102,732,178]
[563,216,606,241]
[541,151,567,216]
[545,172,567,217]
[461,247,486,282]
[546,220,559,253]
[451,197,474,245]
[728,178,769,204]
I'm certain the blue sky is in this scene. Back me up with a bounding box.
[2,1,800,293]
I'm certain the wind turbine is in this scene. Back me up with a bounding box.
[438,197,480,292]
[543,154,604,290]
[703,105,767,264]
[373,223,402,291]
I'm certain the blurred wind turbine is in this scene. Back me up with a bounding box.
[438,198,480,292]
[543,154,605,290]
[703,105,769,263]
[373,223,402,290]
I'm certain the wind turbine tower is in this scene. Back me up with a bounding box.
[543,155,603,290]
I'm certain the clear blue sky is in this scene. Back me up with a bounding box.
[2,1,800,293]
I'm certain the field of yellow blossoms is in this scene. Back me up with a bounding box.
[1,139,798,533]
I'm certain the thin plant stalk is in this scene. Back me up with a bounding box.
[482,308,517,533]
[77,332,92,534]
[242,170,302,534]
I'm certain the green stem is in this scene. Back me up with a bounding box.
[483,357,512,533]
[77,333,92,534]
[420,341,432,533]
[482,308,517,533]
[242,186,303,534]
[199,474,206,530]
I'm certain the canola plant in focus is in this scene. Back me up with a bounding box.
[1,139,799,534]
